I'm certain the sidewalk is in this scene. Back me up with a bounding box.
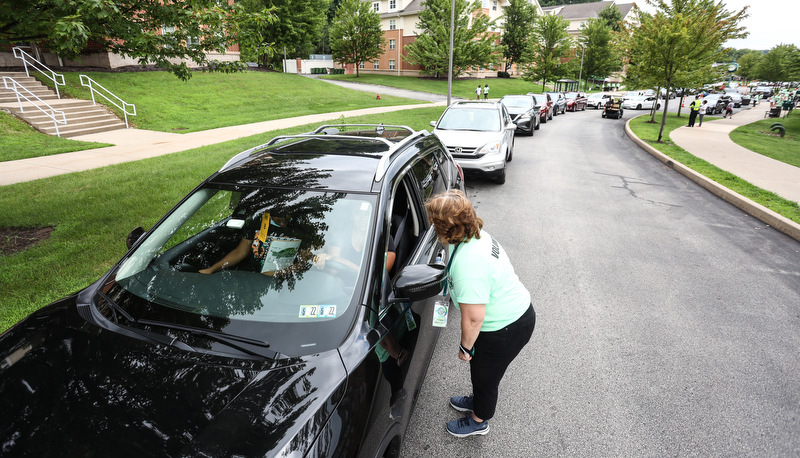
[0,101,445,186]
[670,105,800,203]
[625,104,800,242]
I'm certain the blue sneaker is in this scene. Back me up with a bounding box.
[449,395,474,412]
[446,414,489,437]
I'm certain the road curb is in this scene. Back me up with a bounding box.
[624,117,800,243]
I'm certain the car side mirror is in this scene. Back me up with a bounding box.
[430,121,437,127]
[506,122,517,130]
[390,263,447,302]
[126,226,145,250]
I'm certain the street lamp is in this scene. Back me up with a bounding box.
[577,43,585,92]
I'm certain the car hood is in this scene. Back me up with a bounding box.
[0,297,347,457]
[434,129,503,148]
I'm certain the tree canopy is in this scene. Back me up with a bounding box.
[238,0,329,69]
[404,0,499,78]
[500,0,538,72]
[579,18,621,88]
[597,3,624,32]
[522,13,572,92]
[328,0,385,77]
[0,0,276,80]
[621,0,748,141]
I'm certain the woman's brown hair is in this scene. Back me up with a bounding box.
[425,190,483,244]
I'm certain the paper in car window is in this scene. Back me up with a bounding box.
[260,236,301,273]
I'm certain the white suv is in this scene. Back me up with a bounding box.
[430,101,516,184]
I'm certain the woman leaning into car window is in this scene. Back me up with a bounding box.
[424,189,536,438]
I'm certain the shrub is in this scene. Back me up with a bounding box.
[497,71,510,78]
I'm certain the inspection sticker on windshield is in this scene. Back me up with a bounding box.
[299,305,337,318]
[432,300,449,327]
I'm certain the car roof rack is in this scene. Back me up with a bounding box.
[217,123,429,181]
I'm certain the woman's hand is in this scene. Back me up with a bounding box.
[313,253,331,269]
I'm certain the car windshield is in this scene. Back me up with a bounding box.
[437,107,501,131]
[501,96,533,109]
[565,92,578,98]
[588,93,606,99]
[111,185,376,356]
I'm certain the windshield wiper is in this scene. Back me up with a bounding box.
[97,291,136,323]
[137,319,273,358]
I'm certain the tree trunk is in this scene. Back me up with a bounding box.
[657,82,671,142]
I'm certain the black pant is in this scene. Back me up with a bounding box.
[469,304,536,420]
[688,109,699,126]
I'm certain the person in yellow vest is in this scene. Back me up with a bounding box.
[688,95,702,127]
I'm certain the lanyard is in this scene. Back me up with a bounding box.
[443,243,461,296]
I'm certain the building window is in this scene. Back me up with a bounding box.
[359,62,365,69]
[389,39,396,50]
[579,21,586,28]
[373,2,379,12]
[492,1,498,11]
[374,61,380,69]
[389,0,396,10]
[389,60,396,70]
[389,19,396,30]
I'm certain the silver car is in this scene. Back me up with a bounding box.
[431,101,516,184]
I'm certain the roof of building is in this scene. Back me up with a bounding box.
[542,1,634,21]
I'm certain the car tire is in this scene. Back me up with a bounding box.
[542,114,547,124]
[636,104,642,110]
[494,167,506,185]
[527,125,535,136]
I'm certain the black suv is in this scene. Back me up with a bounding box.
[0,124,463,457]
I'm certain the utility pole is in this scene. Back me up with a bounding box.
[447,0,455,106]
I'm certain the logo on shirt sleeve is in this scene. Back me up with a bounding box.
[490,237,500,259]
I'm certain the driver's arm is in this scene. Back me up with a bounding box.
[200,237,251,274]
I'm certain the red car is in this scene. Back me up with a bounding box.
[564,92,588,111]
[529,92,554,123]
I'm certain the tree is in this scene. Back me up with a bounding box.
[522,13,572,92]
[239,0,329,69]
[736,50,762,81]
[756,44,800,83]
[621,0,748,141]
[500,0,538,72]
[404,0,499,78]
[329,0,384,77]
[579,18,621,89]
[597,3,624,32]
[0,0,275,81]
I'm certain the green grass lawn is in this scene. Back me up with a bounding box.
[729,113,800,167]
[629,113,800,224]
[2,70,426,162]
[0,106,446,332]
[0,111,112,161]
[55,70,422,132]
[320,73,545,99]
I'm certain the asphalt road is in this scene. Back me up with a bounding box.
[401,108,800,456]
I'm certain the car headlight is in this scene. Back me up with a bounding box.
[519,112,532,120]
[477,141,501,156]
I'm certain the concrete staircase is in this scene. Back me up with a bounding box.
[0,71,127,138]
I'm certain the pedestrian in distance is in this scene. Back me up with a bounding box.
[483,84,489,100]
[475,86,482,100]
[723,100,734,118]
[698,100,707,126]
[688,95,702,127]
[424,189,536,438]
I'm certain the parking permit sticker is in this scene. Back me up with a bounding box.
[432,300,448,327]
[299,305,337,318]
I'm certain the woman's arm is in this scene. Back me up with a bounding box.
[458,303,485,361]
[200,238,251,274]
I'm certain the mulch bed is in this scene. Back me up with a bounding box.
[0,226,54,256]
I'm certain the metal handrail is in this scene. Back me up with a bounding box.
[2,76,67,137]
[79,74,137,128]
[12,47,65,99]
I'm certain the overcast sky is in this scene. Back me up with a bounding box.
[619,0,799,51]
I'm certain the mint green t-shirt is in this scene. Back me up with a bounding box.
[447,230,531,332]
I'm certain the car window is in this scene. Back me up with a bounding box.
[438,107,501,131]
[113,186,377,355]
[501,96,533,109]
